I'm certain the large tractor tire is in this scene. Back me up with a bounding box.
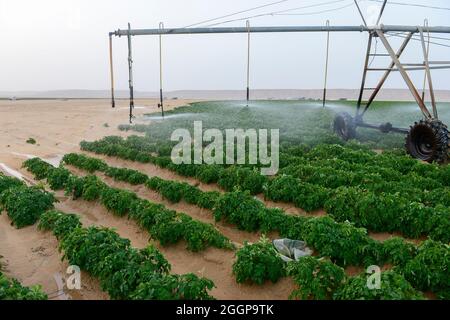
[333,112,356,141]
[406,119,450,164]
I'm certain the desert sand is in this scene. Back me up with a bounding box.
[0,98,297,300]
[0,98,411,300]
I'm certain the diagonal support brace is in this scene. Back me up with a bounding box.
[418,27,438,119]
[360,32,412,116]
[376,29,432,120]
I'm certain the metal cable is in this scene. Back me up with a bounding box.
[275,2,358,16]
[204,0,351,27]
[182,0,290,28]
[388,32,450,42]
[388,32,450,48]
[368,0,450,11]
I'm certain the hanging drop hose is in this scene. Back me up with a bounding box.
[422,19,431,102]
[159,22,165,118]
[246,20,251,105]
[323,20,330,108]
[127,23,135,124]
[109,34,116,108]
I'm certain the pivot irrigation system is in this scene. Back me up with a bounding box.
[108,0,450,163]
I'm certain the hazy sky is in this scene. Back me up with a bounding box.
[0,0,449,92]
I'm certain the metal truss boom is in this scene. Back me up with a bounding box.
[109,22,450,124]
[110,25,450,37]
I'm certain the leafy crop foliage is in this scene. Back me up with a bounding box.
[380,237,417,267]
[80,136,450,240]
[0,272,47,300]
[301,216,380,267]
[287,257,346,300]
[62,153,222,211]
[47,167,71,190]
[214,191,265,232]
[24,158,233,252]
[62,153,107,173]
[217,167,268,195]
[0,174,25,193]
[213,191,383,267]
[23,158,71,190]
[42,211,214,300]
[75,101,450,298]
[23,158,53,180]
[264,175,329,212]
[233,237,285,285]
[105,167,148,185]
[325,187,450,243]
[39,210,82,240]
[0,185,55,228]
[80,138,267,195]
[130,274,215,300]
[100,187,138,217]
[333,271,424,300]
[402,240,450,299]
[37,151,450,297]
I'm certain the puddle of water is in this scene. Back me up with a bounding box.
[0,163,26,180]
[10,151,62,167]
[44,155,63,167]
[11,152,36,159]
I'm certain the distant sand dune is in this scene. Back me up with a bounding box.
[1,89,449,102]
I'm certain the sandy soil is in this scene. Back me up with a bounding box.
[0,99,193,300]
[0,98,419,300]
[0,98,194,172]
[55,190,295,301]
[0,99,296,300]
[0,213,108,300]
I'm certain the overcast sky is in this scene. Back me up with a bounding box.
[0,0,449,92]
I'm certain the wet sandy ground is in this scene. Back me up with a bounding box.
[0,99,422,300]
[0,99,295,300]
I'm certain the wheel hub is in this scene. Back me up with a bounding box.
[333,112,356,141]
[406,120,449,163]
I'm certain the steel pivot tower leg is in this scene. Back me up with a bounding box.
[322,20,330,108]
[359,32,413,117]
[246,20,251,105]
[109,34,116,108]
[418,27,438,119]
[356,34,373,119]
[421,19,430,102]
[158,22,165,118]
[376,29,432,120]
[127,23,135,124]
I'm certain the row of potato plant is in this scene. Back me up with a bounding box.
[58,153,449,297]
[38,210,215,300]
[0,173,56,228]
[233,237,447,300]
[23,158,233,253]
[67,149,449,242]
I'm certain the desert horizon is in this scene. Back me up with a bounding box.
[2,88,450,102]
